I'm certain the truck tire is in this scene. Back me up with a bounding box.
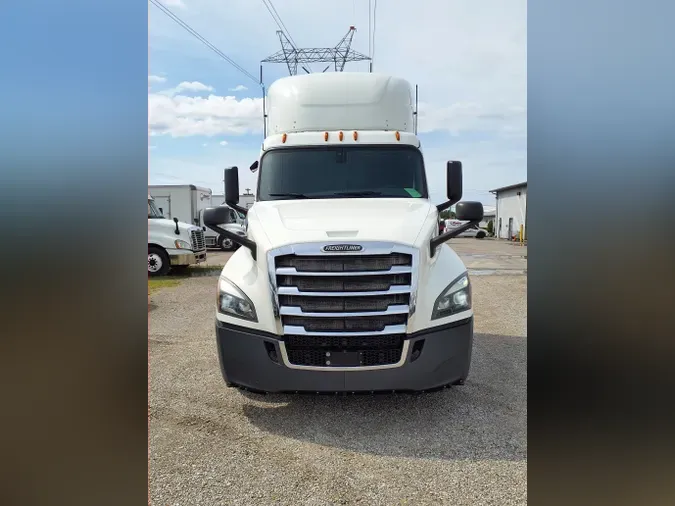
[476,231,486,239]
[218,235,235,251]
[148,246,171,277]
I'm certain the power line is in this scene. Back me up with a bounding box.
[261,0,298,49]
[149,0,260,86]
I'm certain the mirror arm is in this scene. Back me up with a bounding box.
[436,196,461,213]
[227,201,248,216]
[430,220,481,257]
[205,224,257,261]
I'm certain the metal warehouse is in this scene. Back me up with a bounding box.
[490,181,527,240]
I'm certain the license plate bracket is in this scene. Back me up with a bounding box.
[326,351,361,367]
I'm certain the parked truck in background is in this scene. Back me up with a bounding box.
[203,72,483,394]
[148,195,206,276]
[197,205,247,251]
[148,184,212,227]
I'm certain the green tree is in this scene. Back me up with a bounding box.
[486,220,494,236]
[439,210,456,220]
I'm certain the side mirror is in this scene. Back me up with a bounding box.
[455,201,484,222]
[446,161,463,204]
[250,160,259,173]
[203,206,258,260]
[224,166,240,205]
[437,161,463,212]
[203,207,233,227]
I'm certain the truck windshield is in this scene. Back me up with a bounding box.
[148,200,163,218]
[258,146,428,200]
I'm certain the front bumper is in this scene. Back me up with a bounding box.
[215,318,473,393]
[170,249,206,266]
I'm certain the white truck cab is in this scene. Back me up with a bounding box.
[148,195,207,276]
[203,72,483,393]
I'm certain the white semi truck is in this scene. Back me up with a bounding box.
[203,72,483,393]
[148,195,206,276]
[149,184,246,250]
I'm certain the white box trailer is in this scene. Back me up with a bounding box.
[148,185,212,227]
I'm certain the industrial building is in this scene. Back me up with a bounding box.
[490,182,527,240]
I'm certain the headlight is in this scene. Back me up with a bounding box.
[431,272,471,320]
[217,277,257,321]
[174,239,192,250]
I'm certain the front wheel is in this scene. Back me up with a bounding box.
[148,246,171,277]
[476,231,486,239]
[218,235,236,251]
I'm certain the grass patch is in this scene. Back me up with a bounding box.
[148,265,224,295]
[148,277,182,294]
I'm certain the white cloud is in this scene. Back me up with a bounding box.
[229,85,248,92]
[148,75,166,84]
[203,143,208,147]
[176,81,214,92]
[148,91,263,137]
[149,145,157,150]
[155,81,216,98]
[219,140,229,146]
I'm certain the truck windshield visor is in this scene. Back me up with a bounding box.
[258,145,428,200]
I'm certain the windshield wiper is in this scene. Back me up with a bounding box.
[330,191,383,197]
[268,192,310,199]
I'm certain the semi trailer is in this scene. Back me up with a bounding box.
[203,72,483,393]
[148,184,212,227]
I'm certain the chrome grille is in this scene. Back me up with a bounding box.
[275,253,411,272]
[270,243,418,369]
[277,273,411,292]
[190,229,206,251]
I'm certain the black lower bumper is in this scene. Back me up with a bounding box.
[215,318,474,393]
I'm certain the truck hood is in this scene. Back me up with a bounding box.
[250,198,434,248]
[148,218,198,236]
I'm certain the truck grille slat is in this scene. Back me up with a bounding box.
[275,253,411,272]
[284,314,407,332]
[278,273,411,292]
[272,247,416,369]
[279,294,409,313]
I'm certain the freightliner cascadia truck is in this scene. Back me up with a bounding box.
[203,72,483,394]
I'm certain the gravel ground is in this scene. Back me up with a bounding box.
[149,247,527,505]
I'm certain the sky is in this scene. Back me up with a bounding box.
[148,0,526,206]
